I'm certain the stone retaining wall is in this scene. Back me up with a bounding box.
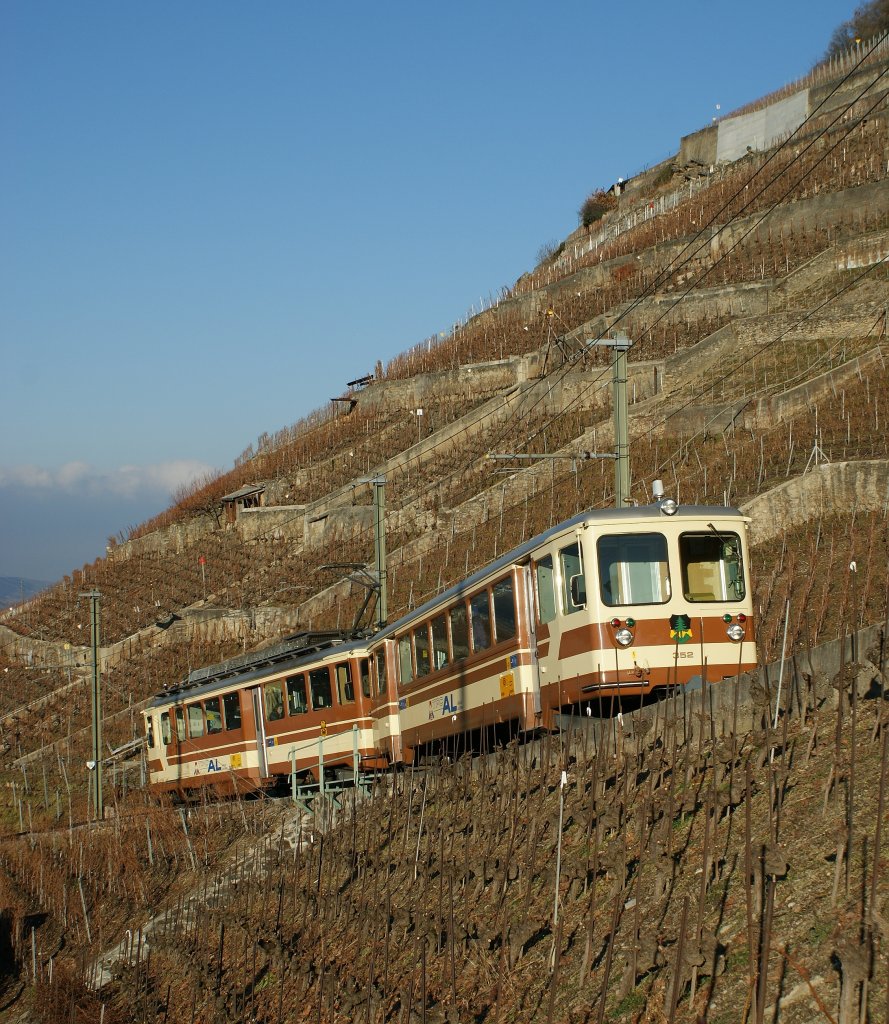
[741,460,889,545]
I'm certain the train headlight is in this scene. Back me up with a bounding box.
[615,628,634,646]
[726,623,745,641]
[659,498,678,516]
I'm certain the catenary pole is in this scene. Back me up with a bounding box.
[80,590,103,821]
[611,332,632,508]
[373,477,388,629]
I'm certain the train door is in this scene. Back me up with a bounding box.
[145,710,170,788]
[249,687,270,779]
[522,565,542,717]
[370,639,404,763]
[170,704,187,784]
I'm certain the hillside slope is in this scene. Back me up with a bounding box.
[0,39,888,1023]
[1,626,886,1023]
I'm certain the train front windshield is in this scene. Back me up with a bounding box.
[598,533,670,607]
[595,528,746,607]
[679,532,745,602]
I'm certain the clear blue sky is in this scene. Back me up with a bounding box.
[1,0,851,582]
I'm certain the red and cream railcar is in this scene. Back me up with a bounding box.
[368,500,756,765]
[143,633,377,796]
[143,499,756,789]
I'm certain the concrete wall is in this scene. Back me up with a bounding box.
[679,54,888,169]
[741,460,889,546]
[0,601,294,677]
[556,360,663,410]
[304,505,375,548]
[0,625,90,671]
[661,223,888,393]
[748,347,886,429]
[679,124,718,167]
[716,89,809,162]
[237,506,306,543]
[835,229,889,271]
[357,353,542,413]
[722,180,889,261]
[663,401,750,436]
[663,321,741,391]
[645,281,773,324]
[111,513,218,563]
[810,55,889,122]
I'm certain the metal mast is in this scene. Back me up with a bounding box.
[81,590,103,821]
[372,477,388,629]
[488,330,633,508]
[608,331,632,508]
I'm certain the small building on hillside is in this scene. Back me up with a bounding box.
[220,484,266,525]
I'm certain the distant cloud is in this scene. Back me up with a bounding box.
[0,460,216,500]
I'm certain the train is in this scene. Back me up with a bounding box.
[143,494,757,796]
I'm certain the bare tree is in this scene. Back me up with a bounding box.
[825,0,889,57]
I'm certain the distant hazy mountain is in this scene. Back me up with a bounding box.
[0,577,51,606]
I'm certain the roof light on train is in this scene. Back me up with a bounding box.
[615,628,634,646]
[726,623,745,641]
[659,498,678,516]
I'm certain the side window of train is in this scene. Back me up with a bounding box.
[470,591,491,652]
[431,615,449,671]
[414,625,431,677]
[679,532,745,601]
[287,674,309,715]
[450,602,470,661]
[492,577,517,642]
[375,649,388,695]
[187,703,205,738]
[336,663,355,704]
[598,533,670,606]
[223,692,242,731]
[264,682,285,722]
[146,717,155,749]
[360,659,372,699]
[560,542,586,614]
[310,667,332,709]
[397,635,414,685]
[205,697,223,734]
[160,712,172,746]
[175,707,186,742]
[535,555,556,624]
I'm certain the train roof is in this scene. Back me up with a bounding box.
[374,501,746,642]
[146,630,367,709]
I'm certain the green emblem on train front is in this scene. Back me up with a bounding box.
[670,614,692,644]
